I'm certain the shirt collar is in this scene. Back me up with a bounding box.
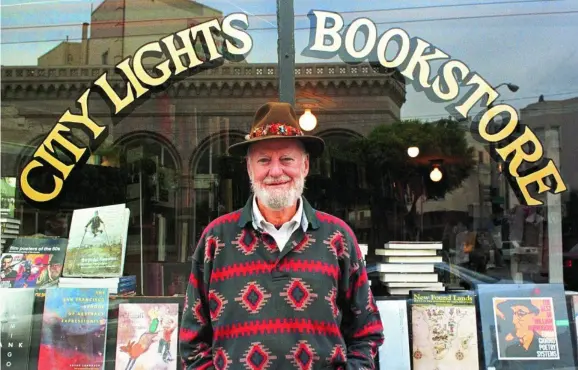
[251,195,308,232]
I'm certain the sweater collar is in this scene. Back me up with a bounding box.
[238,195,320,230]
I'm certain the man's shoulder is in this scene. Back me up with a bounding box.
[314,210,356,240]
[201,209,244,237]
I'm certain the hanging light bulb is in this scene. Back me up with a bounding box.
[430,167,443,182]
[407,146,419,158]
[299,109,317,131]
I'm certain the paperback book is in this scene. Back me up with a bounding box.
[115,303,179,370]
[38,287,109,370]
[62,204,129,277]
[410,291,479,370]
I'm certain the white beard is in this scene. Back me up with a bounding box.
[251,174,305,210]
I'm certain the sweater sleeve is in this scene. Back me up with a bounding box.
[179,234,215,370]
[340,232,384,369]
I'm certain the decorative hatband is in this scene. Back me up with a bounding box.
[249,123,304,139]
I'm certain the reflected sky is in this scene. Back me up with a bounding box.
[1,0,577,120]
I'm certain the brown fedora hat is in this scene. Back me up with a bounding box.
[227,102,325,158]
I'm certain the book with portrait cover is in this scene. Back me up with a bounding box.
[477,283,576,370]
[0,288,36,370]
[37,287,109,370]
[409,291,480,370]
[115,303,179,370]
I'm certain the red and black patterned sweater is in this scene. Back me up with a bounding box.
[179,196,384,369]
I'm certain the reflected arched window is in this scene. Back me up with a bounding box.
[117,133,181,263]
[191,132,250,249]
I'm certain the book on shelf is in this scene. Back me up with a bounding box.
[373,263,434,273]
[382,255,443,263]
[376,249,438,256]
[115,302,179,369]
[410,291,479,370]
[383,241,443,250]
[38,287,110,370]
[0,288,36,370]
[380,273,439,283]
[62,203,130,278]
[1,236,68,289]
[477,283,577,368]
[376,299,411,369]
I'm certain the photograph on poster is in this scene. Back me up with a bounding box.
[492,297,559,360]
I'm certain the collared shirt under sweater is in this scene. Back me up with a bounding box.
[179,196,384,370]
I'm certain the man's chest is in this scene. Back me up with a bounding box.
[203,227,350,316]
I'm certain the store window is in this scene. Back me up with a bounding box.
[1,0,578,369]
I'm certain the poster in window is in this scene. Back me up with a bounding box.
[493,297,559,360]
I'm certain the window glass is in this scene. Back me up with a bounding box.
[1,0,278,295]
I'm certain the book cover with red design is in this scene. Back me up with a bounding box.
[115,303,179,370]
[1,236,68,288]
[38,287,109,370]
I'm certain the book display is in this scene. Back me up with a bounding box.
[62,204,130,278]
[477,283,577,370]
[1,236,68,288]
[410,291,480,369]
[115,303,179,369]
[3,215,578,370]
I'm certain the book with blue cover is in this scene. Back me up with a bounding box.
[38,287,109,370]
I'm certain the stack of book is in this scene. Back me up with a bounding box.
[0,214,20,251]
[373,241,444,295]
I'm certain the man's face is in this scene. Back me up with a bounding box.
[511,305,535,337]
[2,258,12,271]
[247,139,309,210]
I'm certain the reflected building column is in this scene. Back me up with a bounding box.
[176,172,193,262]
[546,127,563,283]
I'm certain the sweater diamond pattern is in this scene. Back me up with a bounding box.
[214,347,231,370]
[241,342,277,370]
[262,234,277,253]
[204,235,225,262]
[324,230,349,259]
[325,287,339,318]
[192,298,207,325]
[235,281,272,314]
[327,344,346,364]
[286,340,320,369]
[280,278,318,311]
[233,229,259,255]
[208,290,228,321]
[291,233,315,253]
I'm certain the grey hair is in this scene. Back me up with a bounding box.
[245,141,309,162]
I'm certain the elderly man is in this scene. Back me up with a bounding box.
[179,102,384,369]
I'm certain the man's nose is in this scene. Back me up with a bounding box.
[268,160,284,177]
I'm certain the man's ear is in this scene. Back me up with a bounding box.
[246,156,252,176]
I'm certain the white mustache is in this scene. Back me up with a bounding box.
[263,176,291,185]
